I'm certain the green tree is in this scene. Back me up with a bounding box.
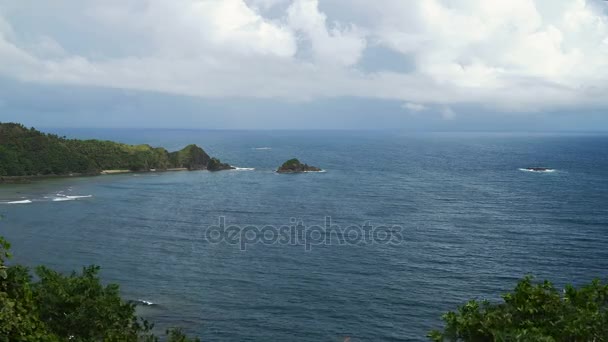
[429,276,608,341]
[0,236,199,341]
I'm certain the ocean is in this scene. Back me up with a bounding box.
[1,130,608,341]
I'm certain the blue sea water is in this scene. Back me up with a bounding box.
[1,130,608,341]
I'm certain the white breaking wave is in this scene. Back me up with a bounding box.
[232,167,255,171]
[136,299,156,306]
[304,169,327,173]
[52,198,72,202]
[52,195,93,202]
[3,200,32,204]
[519,168,555,173]
[253,147,272,150]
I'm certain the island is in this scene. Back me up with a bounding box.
[0,122,234,182]
[276,158,322,173]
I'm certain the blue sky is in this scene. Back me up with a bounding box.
[0,0,607,130]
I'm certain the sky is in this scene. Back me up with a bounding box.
[0,0,607,130]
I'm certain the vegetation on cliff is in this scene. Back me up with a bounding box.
[207,157,234,171]
[0,236,199,341]
[0,123,230,177]
[429,276,608,341]
[167,144,210,170]
[276,158,321,173]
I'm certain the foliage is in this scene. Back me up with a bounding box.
[0,236,199,341]
[277,158,320,173]
[165,328,201,342]
[0,123,214,177]
[429,276,608,341]
[206,157,233,171]
[0,236,9,279]
[168,144,211,170]
[0,124,94,176]
[281,158,301,168]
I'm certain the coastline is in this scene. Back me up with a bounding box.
[0,168,192,184]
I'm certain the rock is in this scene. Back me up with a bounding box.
[276,158,322,173]
[207,157,235,171]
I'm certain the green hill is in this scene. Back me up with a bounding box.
[0,123,232,178]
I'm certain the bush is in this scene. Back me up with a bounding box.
[429,276,608,341]
[0,236,200,341]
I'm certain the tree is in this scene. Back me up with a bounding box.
[429,276,608,341]
[0,236,9,279]
[0,236,200,341]
[0,122,218,178]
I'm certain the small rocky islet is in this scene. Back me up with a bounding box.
[276,158,322,173]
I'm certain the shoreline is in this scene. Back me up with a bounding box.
[99,168,189,175]
[0,168,192,184]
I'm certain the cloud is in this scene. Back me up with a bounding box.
[401,102,427,112]
[287,0,366,66]
[0,0,607,113]
[440,106,456,120]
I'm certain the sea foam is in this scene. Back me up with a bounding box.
[3,199,32,204]
[519,168,555,173]
[52,195,93,202]
[136,299,156,306]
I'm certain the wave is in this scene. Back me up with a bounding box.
[2,200,32,204]
[519,168,555,173]
[253,147,272,150]
[232,167,255,171]
[52,198,73,202]
[304,169,327,173]
[52,195,93,202]
[133,299,157,306]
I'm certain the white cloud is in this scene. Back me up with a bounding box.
[246,0,290,10]
[401,102,427,112]
[0,0,607,113]
[287,0,366,66]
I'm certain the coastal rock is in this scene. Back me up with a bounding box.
[276,159,321,173]
[207,158,235,171]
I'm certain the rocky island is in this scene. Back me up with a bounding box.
[0,122,234,182]
[276,158,322,173]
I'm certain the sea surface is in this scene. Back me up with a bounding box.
[1,130,608,341]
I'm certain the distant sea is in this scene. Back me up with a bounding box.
[1,129,608,341]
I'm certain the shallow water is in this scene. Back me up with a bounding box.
[2,130,608,341]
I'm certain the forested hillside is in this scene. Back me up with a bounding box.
[0,123,231,177]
